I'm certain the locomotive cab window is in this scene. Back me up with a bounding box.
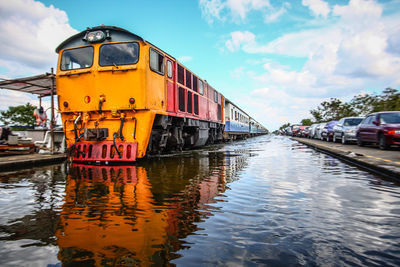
[198,80,204,95]
[61,46,94,70]
[99,42,139,66]
[149,48,164,75]
[167,60,173,78]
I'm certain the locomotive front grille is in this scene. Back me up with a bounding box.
[72,142,137,162]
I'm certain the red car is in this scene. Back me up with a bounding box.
[356,111,400,149]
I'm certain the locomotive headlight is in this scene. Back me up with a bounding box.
[129,98,135,104]
[87,30,105,43]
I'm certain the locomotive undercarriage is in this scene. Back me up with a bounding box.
[147,115,224,155]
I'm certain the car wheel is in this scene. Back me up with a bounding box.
[357,135,364,146]
[341,134,346,145]
[378,134,389,150]
[333,134,337,143]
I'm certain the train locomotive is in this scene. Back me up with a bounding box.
[56,25,266,163]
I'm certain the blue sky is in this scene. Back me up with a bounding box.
[0,0,400,130]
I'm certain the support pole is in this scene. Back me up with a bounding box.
[50,68,55,154]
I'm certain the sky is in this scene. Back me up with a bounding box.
[0,0,399,130]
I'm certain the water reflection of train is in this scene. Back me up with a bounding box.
[56,152,248,265]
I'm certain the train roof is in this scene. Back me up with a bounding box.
[56,25,144,53]
[225,97,266,128]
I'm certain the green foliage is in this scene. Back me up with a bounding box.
[310,98,358,122]
[350,88,400,115]
[300,118,313,126]
[0,103,37,127]
[279,122,291,131]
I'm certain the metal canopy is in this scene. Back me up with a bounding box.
[0,73,56,97]
[0,70,57,154]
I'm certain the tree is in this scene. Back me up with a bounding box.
[350,93,379,115]
[310,98,357,122]
[279,122,291,131]
[300,118,313,126]
[0,103,37,127]
[350,88,400,115]
[380,87,400,111]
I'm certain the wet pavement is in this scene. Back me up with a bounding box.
[293,137,400,181]
[0,135,399,266]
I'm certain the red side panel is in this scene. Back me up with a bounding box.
[199,96,208,118]
[167,81,174,112]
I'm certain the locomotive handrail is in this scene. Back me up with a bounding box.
[97,65,137,72]
[59,70,92,77]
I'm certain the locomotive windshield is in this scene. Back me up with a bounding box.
[99,42,139,66]
[60,46,94,70]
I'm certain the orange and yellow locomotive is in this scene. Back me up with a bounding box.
[56,26,224,163]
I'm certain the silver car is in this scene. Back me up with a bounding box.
[315,123,327,140]
[333,117,364,144]
[308,123,319,139]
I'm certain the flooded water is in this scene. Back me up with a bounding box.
[0,135,399,266]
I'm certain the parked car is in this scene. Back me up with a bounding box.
[356,111,400,149]
[333,117,364,144]
[308,123,319,139]
[291,125,301,136]
[284,126,292,136]
[315,123,327,140]
[321,120,338,141]
[301,126,310,138]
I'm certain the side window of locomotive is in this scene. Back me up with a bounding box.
[214,91,218,103]
[198,80,204,95]
[61,46,94,70]
[178,64,184,84]
[167,61,173,78]
[99,42,139,66]
[193,76,198,92]
[186,70,192,89]
[149,48,164,75]
[179,87,185,112]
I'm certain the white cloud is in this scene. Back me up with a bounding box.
[223,0,400,129]
[200,0,273,23]
[264,3,290,23]
[199,0,226,24]
[225,0,400,97]
[302,0,330,18]
[243,87,324,130]
[0,90,36,110]
[0,0,78,77]
[225,31,257,52]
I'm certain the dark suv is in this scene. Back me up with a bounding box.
[356,111,400,149]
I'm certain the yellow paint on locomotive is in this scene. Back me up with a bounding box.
[57,41,168,159]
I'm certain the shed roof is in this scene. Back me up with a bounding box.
[0,73,56,97]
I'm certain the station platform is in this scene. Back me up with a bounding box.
[0,153,67,172]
